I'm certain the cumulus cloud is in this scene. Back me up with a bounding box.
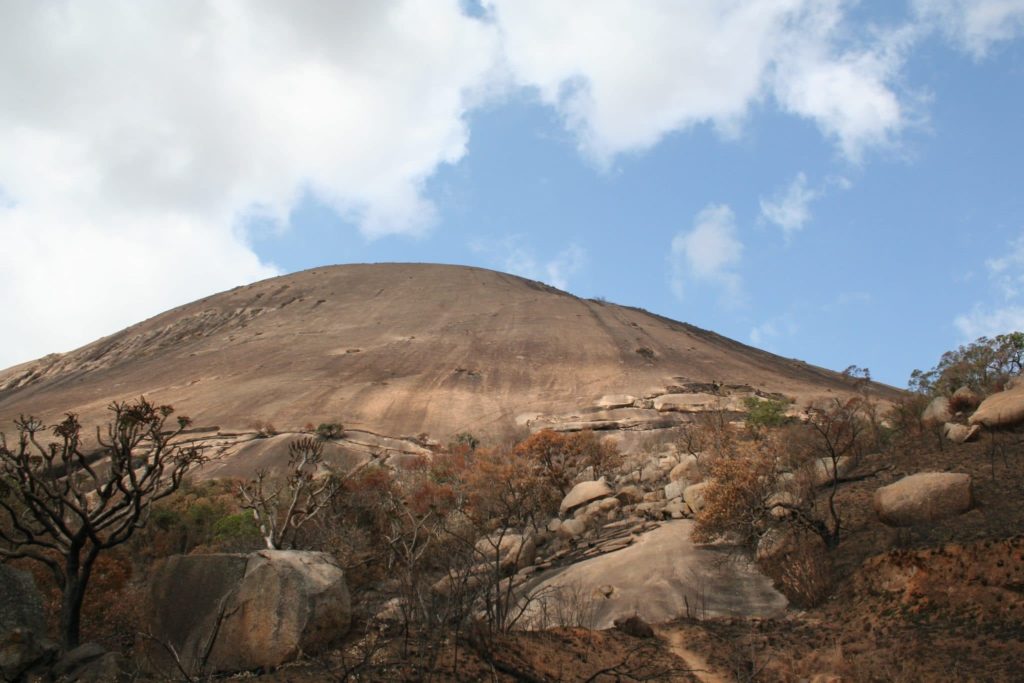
[485,0,912,163]
[955,233,1024,339]
[760,172,818,237]
[0,1,499,368]
[914,0,1024,57]
[671,204,744,304]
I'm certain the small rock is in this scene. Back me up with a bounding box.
[943,422,981,444]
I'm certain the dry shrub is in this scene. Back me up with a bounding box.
[692,437,781,546]
[763,531,833,608]
[514,429,623,494]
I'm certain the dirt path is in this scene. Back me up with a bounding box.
[658,628,731,683]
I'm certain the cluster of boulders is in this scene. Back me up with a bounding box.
[923,379,1024,443]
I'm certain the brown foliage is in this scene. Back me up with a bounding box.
[514,429,622,494]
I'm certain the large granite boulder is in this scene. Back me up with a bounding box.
[873,473,973,527]
[969,387,1024,429]
[146,550,350,676]
[559,479,613,515]
[951,386,981,410]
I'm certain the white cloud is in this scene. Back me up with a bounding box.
[671,204,744,304]
[472,237,586,291]
[760,172,818,237]
[914,0,1024,57]
[955,232,1024,339]
[484,0,913,163]
[955,306,1024,339]
[0,1,499,368]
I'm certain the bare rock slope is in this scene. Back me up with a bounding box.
[0,264,899,439]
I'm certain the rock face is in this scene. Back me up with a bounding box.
[873,473,973,527]
[969,387,1024,429]
[146,550,350,676]
[0,264,902,441]
[559,480,614,515]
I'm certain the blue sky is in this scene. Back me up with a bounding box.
[2,1,1024,388]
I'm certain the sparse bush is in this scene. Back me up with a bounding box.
[743,396,789,431]
[316,421,345,439]
[251,420,277,438]
[450,431,480,451]
[635,346,656,361]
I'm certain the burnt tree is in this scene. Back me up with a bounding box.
[0,398,204,648]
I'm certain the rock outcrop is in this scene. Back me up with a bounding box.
[969,387,1024,429]
[873,472,973,527]
[146,550,350,676]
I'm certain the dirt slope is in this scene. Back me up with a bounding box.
[0,263,900,439]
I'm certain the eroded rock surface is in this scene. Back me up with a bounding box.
[520,520,786,629]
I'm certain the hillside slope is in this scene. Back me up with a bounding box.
[0,263,900,439]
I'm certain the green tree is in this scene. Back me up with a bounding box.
[910,332,1024,396]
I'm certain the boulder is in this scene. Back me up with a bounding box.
[921,396,953,425]
[52,643,128,683]
[557,517,587,539]
[560,479,613,515]
[969,387,1024,429]
[664,480,685,501]
[683,482,708,514]
[146,550,351,676]
[873,473,973,527]
[475,533,536,572]
[943,422,981,444]
[669,455,702,483]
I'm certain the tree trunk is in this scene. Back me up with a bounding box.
[60,546,99,650]
[61,555,84,649]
